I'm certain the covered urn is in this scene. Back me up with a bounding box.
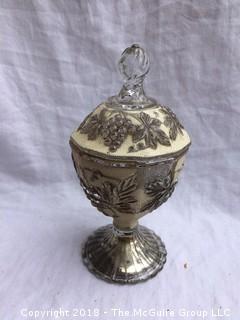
[69,44,191,284]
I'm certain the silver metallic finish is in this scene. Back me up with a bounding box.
[82,224,167,284]
[70,137,190,167]
[70,140,187,284]
[69,44,191,284]
[77,105,185,154]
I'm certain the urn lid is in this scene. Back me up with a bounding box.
[70,44,190,159]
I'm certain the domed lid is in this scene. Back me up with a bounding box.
[70,44,190,159]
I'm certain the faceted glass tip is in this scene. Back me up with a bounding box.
[107,44,156,110]
[118,44,150,86]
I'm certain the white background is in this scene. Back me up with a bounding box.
[0,1,240,319]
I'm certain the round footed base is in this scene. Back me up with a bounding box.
[82,224,167,284]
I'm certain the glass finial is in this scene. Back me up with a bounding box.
[107,44,156,110]
[118,44,150,86]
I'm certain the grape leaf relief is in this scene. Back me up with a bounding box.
[79,173,138,217]
[141,173,177,212]
[160,106,184,140]
[78,109,171,153]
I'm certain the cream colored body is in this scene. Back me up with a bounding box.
[70,44,191,284]
[71,103,191,158]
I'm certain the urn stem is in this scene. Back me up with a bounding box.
[113,216,138,230]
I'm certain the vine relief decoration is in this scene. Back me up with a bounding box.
[72,153,177,217]
[141,172,177,212]
[78,109,134,152]
[78,107,184,153]
[160,106,184,141]
[79,171,138,217]
[128,112,170,152]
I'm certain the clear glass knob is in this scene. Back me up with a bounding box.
[107,44,156,110]
[118,44,150,86]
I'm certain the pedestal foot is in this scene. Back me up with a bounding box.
[82,224,167,284]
